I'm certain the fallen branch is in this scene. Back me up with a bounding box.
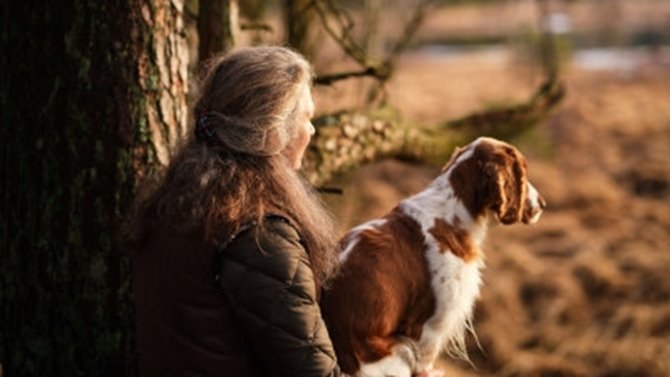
[444,79,566,137]
[304,78,566,185]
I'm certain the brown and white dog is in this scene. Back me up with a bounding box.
[320,137,546,377]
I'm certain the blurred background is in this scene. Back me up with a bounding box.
[213,1,670,376]
[2,0,669,376]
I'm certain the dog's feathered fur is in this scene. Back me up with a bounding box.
[321,137,546,377]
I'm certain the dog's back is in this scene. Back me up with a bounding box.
[320,209,435,373]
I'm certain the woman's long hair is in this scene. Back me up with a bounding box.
[125,47,338,285]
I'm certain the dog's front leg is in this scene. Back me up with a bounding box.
[357,338,420,377]
[413,327,446,376]
[414,369,446,377]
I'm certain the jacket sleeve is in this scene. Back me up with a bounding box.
[216,217,352,377]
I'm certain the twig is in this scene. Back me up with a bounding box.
[316,186,344,195]
[314,65,391,86]
[311,0,371,66]
[240,22,274,32]
[387,0,434,58]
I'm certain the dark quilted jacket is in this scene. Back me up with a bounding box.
[216,216,350,377]
[133,214,350,377]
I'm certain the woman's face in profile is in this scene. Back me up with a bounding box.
[283,85,316,170]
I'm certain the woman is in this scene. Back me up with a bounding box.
[127,46,352,376]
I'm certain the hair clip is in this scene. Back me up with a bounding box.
[195,112,215,142]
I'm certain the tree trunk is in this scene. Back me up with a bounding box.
[0,0,188,375]
[284,0,315,58]
[198,0,240,62]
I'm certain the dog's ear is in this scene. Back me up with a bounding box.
[478,143,528,224]
[441,146,465,173]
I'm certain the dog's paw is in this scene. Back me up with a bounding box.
[414,369,445,377]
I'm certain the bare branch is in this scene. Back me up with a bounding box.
[387,0,434,59]
[314,64,392,86]
[311,0,373,66]
[445,79,565,136]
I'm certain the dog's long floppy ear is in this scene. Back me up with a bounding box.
[441,146,465,173]
[478,142,528,224]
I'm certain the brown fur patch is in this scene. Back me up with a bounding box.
[428,218,478,262]
[320,209,436,373]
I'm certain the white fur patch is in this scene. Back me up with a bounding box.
[526,182,544,224]
[358,343,415,377]
[395,152,488,370]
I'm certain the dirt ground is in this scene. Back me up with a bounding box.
[319,47,670,376]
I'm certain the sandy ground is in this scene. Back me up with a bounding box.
[320,47,670,377]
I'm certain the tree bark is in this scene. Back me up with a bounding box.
[0,0,188,375]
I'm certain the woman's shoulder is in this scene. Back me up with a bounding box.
[262,213,302,240]
[236,212,300,240]
[222,213,304,258]
[216,213,308,283]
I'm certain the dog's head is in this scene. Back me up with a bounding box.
[445,137,546,224]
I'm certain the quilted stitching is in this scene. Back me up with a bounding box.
[216,217,344,376]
